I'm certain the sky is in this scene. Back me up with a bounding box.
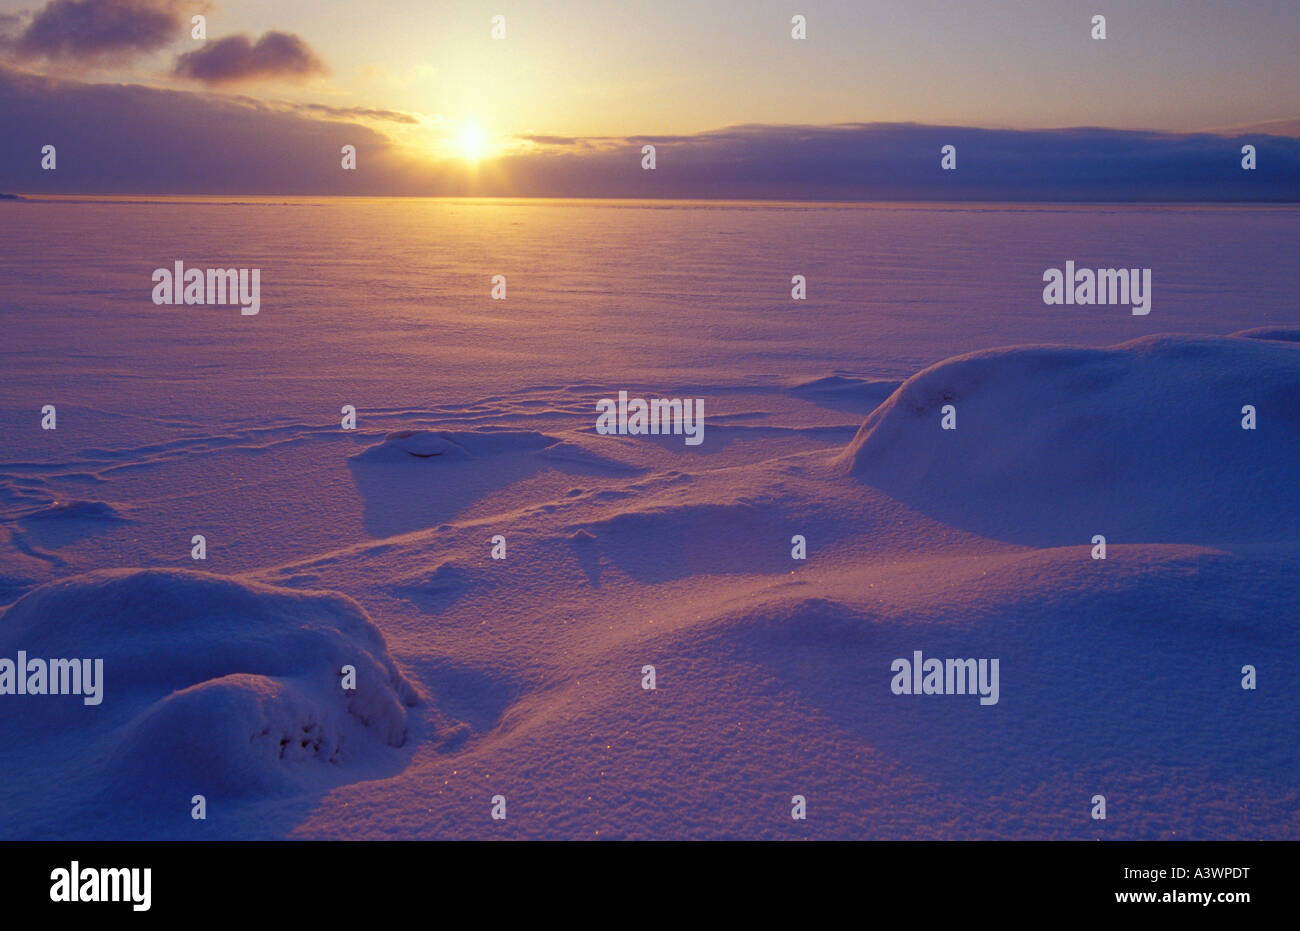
[1,0,1298,198]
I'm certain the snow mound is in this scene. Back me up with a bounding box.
[788,373,903,410]
[0,569,417,797]
[1231,325,1300,343]
[350,429,555,462]
[346,428,644,536]
[841,334,1300,545]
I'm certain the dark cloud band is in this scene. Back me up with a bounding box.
[1,63,1297,200]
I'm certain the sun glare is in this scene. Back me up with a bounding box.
[455,122,489,162]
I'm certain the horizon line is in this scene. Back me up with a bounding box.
[6,192,1300,207]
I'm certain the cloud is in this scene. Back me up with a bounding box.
[173,31,326,86]
[517,134,592,148]
[493,122,1300,202]
[12,0,185,61]
[215,92,420,124]
[1203,118,1300,139]
[1,64,1297,201]
[0,62,410,194]
[292,102,417,124]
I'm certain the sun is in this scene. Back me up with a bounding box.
[454,121,489,162]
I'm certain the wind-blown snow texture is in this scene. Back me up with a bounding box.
[0,199,1296,839]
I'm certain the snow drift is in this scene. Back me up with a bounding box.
[1232,325,1300,343]
[0,569,417,799]
[350,429,555,462]
[842,334,1300,545]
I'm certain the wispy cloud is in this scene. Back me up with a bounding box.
[289,101,417,125]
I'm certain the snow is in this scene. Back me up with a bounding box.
[842,333,1300,545]
[0,569,416,834]
[0,198,1296,839]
